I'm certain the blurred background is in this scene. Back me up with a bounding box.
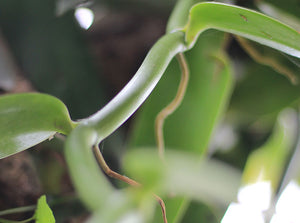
[0,0,300,222]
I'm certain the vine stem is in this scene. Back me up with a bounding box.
[0,206,35,217]
[92,145,168,223]
[83,32,186,143]
[0,216,35,223]
[155,53,189,160]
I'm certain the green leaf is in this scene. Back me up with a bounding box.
[35,195,55,223]
[185,2,300,58]
[124,149,241,207]
[258,0,300,22]
[242,109,298,190]
[0,93,76,159]
[257,1,300,31]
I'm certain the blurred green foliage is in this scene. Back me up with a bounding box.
[0,0,300,222]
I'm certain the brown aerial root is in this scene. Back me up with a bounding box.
[235,35,298,84]
[155,52,189,160]
[93,145,168,223]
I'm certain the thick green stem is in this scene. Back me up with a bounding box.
[0,216,35,223]
[0,206,35,217]
[166,0,198,33]
[65,125,114,211]
[83,32,186,143]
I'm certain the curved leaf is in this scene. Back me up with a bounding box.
[185,2,300,58]
[35,195,55,223]
[0,93,76,158]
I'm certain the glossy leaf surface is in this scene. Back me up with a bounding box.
[0,93,75,159]
[185,2,300,58]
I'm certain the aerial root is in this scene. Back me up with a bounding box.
[93,145,168,223]
[235,35,298,84]
[155,52,189,160]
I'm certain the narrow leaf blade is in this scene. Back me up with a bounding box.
[185,2,300,58]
